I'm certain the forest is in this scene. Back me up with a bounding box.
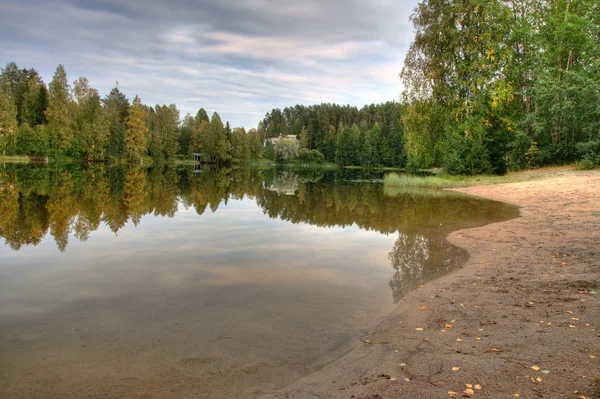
[1,0,599,173]
[261,0,600,173]
[0,63,263,164]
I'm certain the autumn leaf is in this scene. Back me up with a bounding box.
[463,388,474,397]
[452,366,461,371]
[590,355,597,359]
[474,384,482,390]
[490,347,501,352]
[448,391,457,398]
[446,324,453,329]
[416,328,424,331]
[420,306,427,310]
[456,338,463,342]
[536,376,543,383]
[531,365,541,371]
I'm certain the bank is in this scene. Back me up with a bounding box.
[265,167,600,399]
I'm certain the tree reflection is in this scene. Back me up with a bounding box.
[0,166,517,301]
[388,233,467,303]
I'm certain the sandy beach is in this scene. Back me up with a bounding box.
[266,167,600,399]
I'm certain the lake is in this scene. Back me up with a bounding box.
[0,164,519,398]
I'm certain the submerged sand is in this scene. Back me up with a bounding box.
[267,168,600,399]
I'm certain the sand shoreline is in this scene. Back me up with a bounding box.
[266,168,600,399]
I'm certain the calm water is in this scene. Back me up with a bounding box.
[0,164,518,398]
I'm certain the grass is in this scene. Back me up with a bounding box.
[384,165,576,189]
[0,155,31,164]
[171,159,200,165]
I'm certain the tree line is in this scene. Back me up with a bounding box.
[258,102,406,167]
[0,62,262,163]
[400,0,600,173]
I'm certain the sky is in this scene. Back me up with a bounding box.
[0,0,419,128]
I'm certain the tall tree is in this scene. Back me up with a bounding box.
[124,96,148,161]
[0,75,18,154]
[46,65,72,151]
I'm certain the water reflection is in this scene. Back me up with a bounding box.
[0,164,518,398]
[0,164,517,304]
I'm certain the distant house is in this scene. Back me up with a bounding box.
[265,134,299,146]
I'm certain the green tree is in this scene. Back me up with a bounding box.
[200,112,231,164]
[0,75,18,155]
[231,127,250,162]
[46,64,71,151]
[247,128,263,159]
[124,96,148,161]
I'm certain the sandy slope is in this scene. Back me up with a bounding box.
[266,168,600,399]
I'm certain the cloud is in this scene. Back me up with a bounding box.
[0,0,419,127]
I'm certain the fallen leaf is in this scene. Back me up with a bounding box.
[536,376,543,383]
[475,337,481,341]
[420,306,427,310]
[531,365,541,371]
[394,350,399,353]
[490,347,501,352]
[460,303,465,307]
[456,338,463,342]
[416,328,424,331]
[463,388,474,397]
[569,325,576,328]
[567,310,573,314]
[452,367,461,371]
[474,384,482,390]
[446,324,453,329]
[448,391,457,398]
[590,290,598,295]
[390,377,397,381]
[404,378,411,382]
[542,370,550,374]
[465,384,473,388]
[399,363,406,366]
[590,355,597,359]
[418,285,424,288]
[572,317,580,321]
[514,394,520,397]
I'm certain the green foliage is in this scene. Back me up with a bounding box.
[248,129,263,159]
[231,127,250,163]
[400,0,600,174]
[576,141,600,169]
[124,96,148,162]
[260,102,405,168]
[17,123,48,155]
[298,148,325,163]
[264,141,276,161]
[46,64,72,151]
[274,138,299,162]
[199,112,231,164]
[0,75,18,154]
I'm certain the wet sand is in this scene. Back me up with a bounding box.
[267,167,600,399]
